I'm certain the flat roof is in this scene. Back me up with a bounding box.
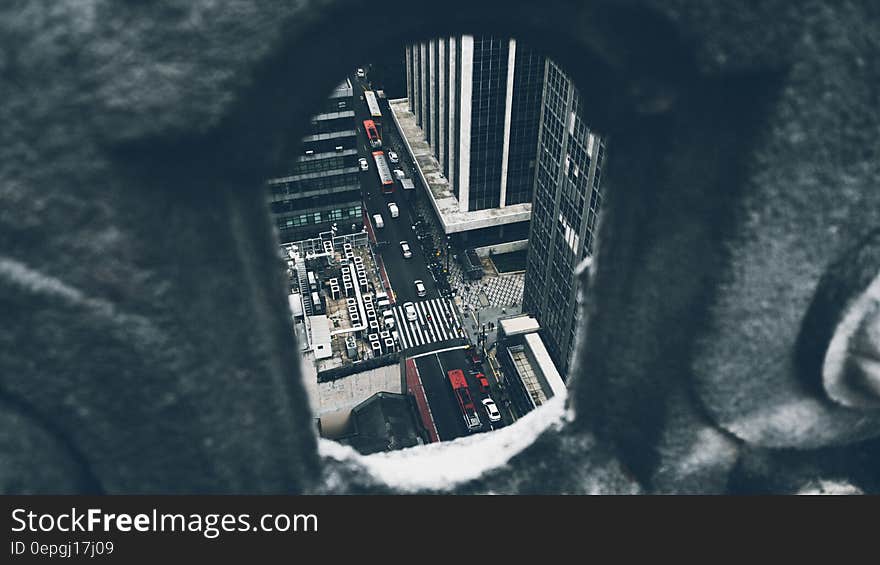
[288,293,303,318]
[499,314,541,337]
[524,332,566,398]
[388,99,531,234]
[510,347,548,408]
[309,315,333,359]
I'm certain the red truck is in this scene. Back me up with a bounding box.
[448,369,482,432]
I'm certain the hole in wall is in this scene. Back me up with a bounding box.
[261,34,608,488]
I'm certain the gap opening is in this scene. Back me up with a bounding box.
[262,35,607,486]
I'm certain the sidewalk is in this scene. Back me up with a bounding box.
[405,358,439,443]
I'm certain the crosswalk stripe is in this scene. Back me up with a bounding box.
[429,300,448,341]
[417,302,435,342]
[445,301,456,332]
[427,299,443,341]
[404,317,416,347]
[432,299,448,335]
[397,309,413,347]
[392,307,408,349]
[413,319,425,346]
[429,300,444,341]
[388,298,469,351]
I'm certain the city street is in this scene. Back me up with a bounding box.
[351,71,510,440]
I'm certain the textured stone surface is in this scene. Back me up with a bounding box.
[1,0,879,493]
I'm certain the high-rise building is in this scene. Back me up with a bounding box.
[267,79,363,243]
[523,61,606,376]
[401,36,544,249]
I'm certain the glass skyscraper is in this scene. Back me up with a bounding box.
[523,61,606,376]
[406,36,545,213]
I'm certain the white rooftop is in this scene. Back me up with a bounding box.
[499,314,541,337]
[288,293,303,318]
[309,315,333,359]
[524,332,567,399]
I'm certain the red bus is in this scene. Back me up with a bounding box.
[363,119,382,149]
[448,369,482,432]
[373,151,394,193]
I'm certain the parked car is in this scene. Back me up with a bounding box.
[393,169,406,180]
[358,157,369,171]
[388,202,399,218]
[400,241,412,259]
[387,150,399,164]
[356,68,365,78]
[383,310,395,329]
[482,397,502,422]
[403,301,418,322]
[372,213,384,229]
[475,373,490,394]
[414,280,427,297]
[466,347,482,365]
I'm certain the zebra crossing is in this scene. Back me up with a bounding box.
[391,298,467,350]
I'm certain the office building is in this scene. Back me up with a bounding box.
[495,314,567,417]
[267,79,363,243]
[398,36,545,249]
[522,60,606,376]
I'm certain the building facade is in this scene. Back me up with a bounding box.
[406,36,545,213]
[267,79,363,243]
[522,61,606,377]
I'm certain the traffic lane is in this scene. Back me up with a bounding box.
[364,190,441,295]
[437,348,506,431]
[374,226,432,303]
[414,353,466,441]
[364,192,439,303]
[353,80,442,300]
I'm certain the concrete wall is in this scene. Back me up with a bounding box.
[2,0,880,494]
[475,240,529,258]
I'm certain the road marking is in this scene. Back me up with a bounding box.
[393,307,410,349]
[406,343,470,359]
[428,299,446,341]
[389,298,472,351]
[413,316,425,345]
[417,301,436,342]
[429,299,449,341]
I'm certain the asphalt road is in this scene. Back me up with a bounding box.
[351,72,509,439]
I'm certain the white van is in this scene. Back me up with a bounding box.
[387,202,399,218]
[383,310,395,329]
[373,213,384,229]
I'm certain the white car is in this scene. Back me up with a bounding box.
[393,169,406,180]
[387,202,399,218]
[387,150,399,164]
[383,311,395,329]
[403,302,418,322]
[372,213,384,229]
[356,68,365,78]
[400,241,412,259]
[482,398,502,422]
[358,157,369,171]
[414,280,426,297]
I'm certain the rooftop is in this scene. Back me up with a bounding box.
[301,351,403,417]
[339,392,423,455]
[523,332,567,399]
[510,346,549,408]
[388,99,531,234]
[499,314,541,337]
